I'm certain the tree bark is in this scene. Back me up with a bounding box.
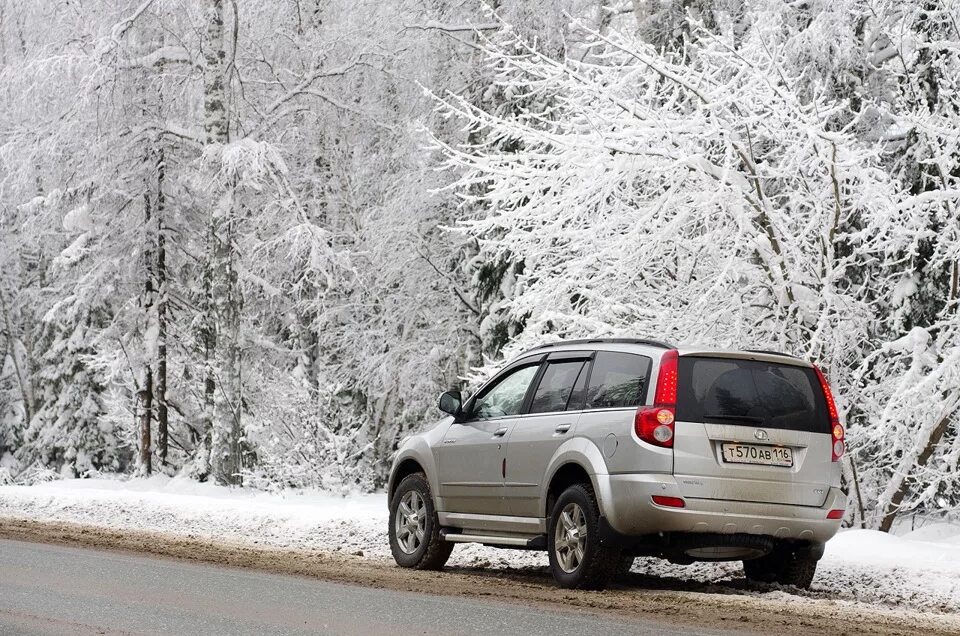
[201,0,242,485]
[155,146,169,467]
[203,0,229,146]
[878,407,955,532]
[137,369,153,475]
[951,260,958,314]
[139,180,156,475]
[0,289,32,427]
[201,0,227,482]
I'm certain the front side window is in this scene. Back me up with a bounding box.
[471,364,539,420]
[584,352,651,409]
[529,361,587,414]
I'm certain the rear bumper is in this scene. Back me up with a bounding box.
[595,472,845,545]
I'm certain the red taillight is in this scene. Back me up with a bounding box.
[654,349,679,404]
[652,495,686,508]
[814,365,845,462]
[826,509,845,520]
[636,350,679,448]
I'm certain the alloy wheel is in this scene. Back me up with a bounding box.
[395,490,426,554]
[554,502,587,573]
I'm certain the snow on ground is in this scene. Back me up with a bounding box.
[1,477,958,617]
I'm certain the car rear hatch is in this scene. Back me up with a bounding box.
[672,352,834,508]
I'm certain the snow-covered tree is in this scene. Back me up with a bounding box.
[437,2,960,526]
[0,0,956,526]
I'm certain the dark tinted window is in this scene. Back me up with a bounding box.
[676,357,829,433]
[566,362,590,411]
[584,352,651,409]
[471,364,539,420]
[529,361,586,414]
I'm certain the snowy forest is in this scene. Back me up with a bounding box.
[0,0,957,532]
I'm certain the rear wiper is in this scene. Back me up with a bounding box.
[703,414,765,423]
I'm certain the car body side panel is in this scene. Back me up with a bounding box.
[540,436,610,517]
[388,417,450,504]
[503,411,581,517]
[435,418,514,514]
[575,407,674,476]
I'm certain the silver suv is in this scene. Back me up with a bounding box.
[387,339,847,590]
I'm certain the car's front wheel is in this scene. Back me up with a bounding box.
[388,472,453,570]
[547,483,620,589]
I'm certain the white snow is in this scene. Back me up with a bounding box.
[62,203,92,233]
[1,477,959,616]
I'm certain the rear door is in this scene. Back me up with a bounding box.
[435,358,542,515]
[503,352,591,517]
[672,354,834,507]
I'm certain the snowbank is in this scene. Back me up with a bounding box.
[1,477,958,616]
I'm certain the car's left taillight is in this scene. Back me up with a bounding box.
[636,349,679,448]
[814,365,844,462]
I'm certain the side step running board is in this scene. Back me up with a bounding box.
[440,529,546,549]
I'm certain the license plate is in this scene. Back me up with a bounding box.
[721,443,793,467]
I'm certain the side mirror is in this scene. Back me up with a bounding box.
[438,391,462,418]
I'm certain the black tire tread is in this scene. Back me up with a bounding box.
[778,551,817,588]
[615,554,635,580]
[549,483,620,590]
[389,472,453,571]
[743,546,818,589]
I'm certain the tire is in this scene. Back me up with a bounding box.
[743,544,818,589]
[547,483,620,590]
[388,472,453,570]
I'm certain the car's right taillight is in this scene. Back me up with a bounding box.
[636,350,679,448]
[814,365,845,462]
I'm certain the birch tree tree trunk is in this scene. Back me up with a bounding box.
[201,0,242,485]
[0,288,32,427]
[137,369,153,475]
[155,146,169,467]
[139,185,155,476]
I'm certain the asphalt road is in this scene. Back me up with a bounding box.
[0,539,737,636]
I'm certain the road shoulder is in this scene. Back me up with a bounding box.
[1,516,956,636]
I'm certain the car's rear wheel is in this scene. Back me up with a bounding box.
[547,483,620,590]
[615,555,635,581]
[743,544,818,589]
[389,472,453,570]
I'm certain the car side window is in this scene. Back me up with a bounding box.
[470,364,540,420]
[584,352,651,409]
[528,360,586,414]
[566,362,591,411]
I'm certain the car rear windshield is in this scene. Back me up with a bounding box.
[676,357,830,434]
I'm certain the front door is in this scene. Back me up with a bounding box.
[504,355,591,517]
[435,361,541,515]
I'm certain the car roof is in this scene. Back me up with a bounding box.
[518,339,812,368]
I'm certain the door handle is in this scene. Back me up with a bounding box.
[493,427,508,438]
[554,424,572,434]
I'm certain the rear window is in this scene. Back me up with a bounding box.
[529,360,587,414]
[584,352,651,409]
[676,357,830,433]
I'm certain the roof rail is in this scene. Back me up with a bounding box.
[743,349,799,359]
[524,337,676,353]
